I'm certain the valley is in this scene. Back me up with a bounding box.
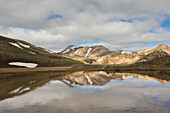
[0,35,169,77]
[1,1,170,113]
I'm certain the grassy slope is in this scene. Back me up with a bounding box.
[129,56,170,68]
[0,35,83,67]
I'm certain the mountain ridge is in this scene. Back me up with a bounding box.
[0,35,169,67]
[59,44,170,65]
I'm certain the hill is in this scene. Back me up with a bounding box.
[0,35,83,68]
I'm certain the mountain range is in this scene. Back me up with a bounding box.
[58,44,170,65]
[0,35,169,68]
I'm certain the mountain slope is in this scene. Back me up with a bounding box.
[59,44,170,65]
[59,45,134,64]
[130,56,170,68]
[137,44,170,62]
[137,44,170,55]
[59,45,111,58]
[0,35,83,68]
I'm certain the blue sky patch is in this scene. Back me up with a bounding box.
[75,87,103,92]
[120,19,133,23]
[15,25,40,30]
[148,29,157,34]
[161,17,170,30]
[47,14,62,20]
[120,17,145,23]
[148,41,170,48]
[75,40,101,45]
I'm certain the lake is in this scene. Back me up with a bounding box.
[0,71,170,113]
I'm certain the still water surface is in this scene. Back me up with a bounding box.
[0,71,170,113]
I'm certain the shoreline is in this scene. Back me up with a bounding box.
[0,67,170,77]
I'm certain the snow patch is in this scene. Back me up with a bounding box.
[63,49,70,54]
[71,46,77,51]
[9,42,23,49]
[63,79,71,84]
[29,51,36,55]
[8,62,38,68]
[49,80,62,84]
[29,81,36,84]
[70,77,75,86]
[78,51,82,55]
[85,74,93,85]
[121,51,131,55]
[122,75,133,80]
[85,47,92,57]
[63,46,79,54]
[18,42,30,48]
[9,86,23,94]
[107,74,110,77]
[122,75,126,79]
[19,87,30,94]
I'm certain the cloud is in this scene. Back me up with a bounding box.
[0,26,67,51]
[0,77,170,112]
[0,0,170,51]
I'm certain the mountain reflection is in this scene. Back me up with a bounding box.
[58,71,170,87]
[0,71,169,101]
[0,72,72,101]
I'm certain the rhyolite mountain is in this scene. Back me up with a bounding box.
[59,44,170,64]
[0,35,83,68]
[59,45,111,58]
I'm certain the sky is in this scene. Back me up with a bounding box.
[0,0,170,52]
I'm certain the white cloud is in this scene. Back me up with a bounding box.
[0,0,170,51]
[0,26,67,51]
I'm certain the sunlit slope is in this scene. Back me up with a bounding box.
[59,44,170,65]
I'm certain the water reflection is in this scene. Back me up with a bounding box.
[0,72,72,101]
[0,71,170,113]
[58,71,170,87]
